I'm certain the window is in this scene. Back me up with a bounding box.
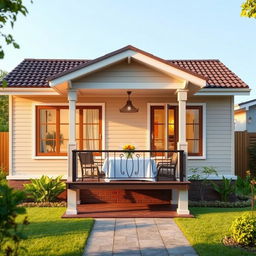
[186,106,202,156]
[36,106,102,156]
[150,105,203,157]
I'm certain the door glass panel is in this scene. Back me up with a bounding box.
[168,106,177,151]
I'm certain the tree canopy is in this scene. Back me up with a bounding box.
[0,0,29,59]
[241,0,256,18]
[0,70,8,132]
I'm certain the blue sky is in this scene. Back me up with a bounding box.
[0,0,255,103]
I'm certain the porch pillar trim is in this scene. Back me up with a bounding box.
[68,89,77,181]
[176,89,188,180]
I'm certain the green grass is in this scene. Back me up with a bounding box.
[175,207,256,256]
[17,207,94,256]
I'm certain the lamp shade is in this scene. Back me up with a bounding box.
[120,91,139,113]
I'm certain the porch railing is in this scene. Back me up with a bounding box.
[71,150,185,182]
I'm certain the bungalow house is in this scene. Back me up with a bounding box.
[1,46,250,217]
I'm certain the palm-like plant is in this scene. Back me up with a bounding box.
[211,176,235,202]
[24,175,65,202]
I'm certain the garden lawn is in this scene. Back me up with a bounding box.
[17,207,94,256]
[175,207,256,256]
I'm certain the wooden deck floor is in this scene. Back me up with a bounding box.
[62,203,193,218]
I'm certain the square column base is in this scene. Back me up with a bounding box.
[177,189,190,215]
[66,189,78,215]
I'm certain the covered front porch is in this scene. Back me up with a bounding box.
[46,46,207,217]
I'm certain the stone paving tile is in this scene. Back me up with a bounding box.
[84,218,198,256]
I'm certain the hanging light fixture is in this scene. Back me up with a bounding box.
[120,91,139,113]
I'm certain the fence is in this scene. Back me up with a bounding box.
[235,131,256,177]
[0,132,9,172]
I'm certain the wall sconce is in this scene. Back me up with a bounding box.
[248,116,252,124]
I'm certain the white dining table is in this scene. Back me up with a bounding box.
[102,156,157,182]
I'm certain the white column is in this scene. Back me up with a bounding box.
[67,90,77,181]
[177,190,190,215]
[66,189,78,215]
[177,89,188,152]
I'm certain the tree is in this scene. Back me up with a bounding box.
[0,0,30,59]
[241,0,256,18]
[0,70,8,132]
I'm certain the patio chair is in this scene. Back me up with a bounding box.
[78,152,104,181]
[157,152,178,181]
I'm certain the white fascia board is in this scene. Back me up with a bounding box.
[195,88,251,96]
[132,53,207,88]
[238,100,256,111]
[0,88,59,95]
[49,50,136,86]
[72,82,185,90]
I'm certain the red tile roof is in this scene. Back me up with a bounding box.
[3,57,248,89]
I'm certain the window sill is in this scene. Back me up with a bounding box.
[32,156,68,160]
[187,156,206,160]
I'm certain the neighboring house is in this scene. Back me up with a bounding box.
[235,99,256,132]
[0,45,250,216]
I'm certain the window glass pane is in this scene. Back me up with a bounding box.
[40,140,56,153]
[83,124,100,139]
[60,109,69,123]
[40,125,56,140]
[168,109,175,124]
[186,109,199,123]
[76,109,80,124]
[83,140,99,150]
[153,109,164,124]
[40,109,56,123]
[168,124,174,136]
[60,125,68,140]
[186,124,199,140]
[83,109,99,124]
[188,140,199,154]
[60,139,68,153]
[153,124,165,140]
[76,124,79,139]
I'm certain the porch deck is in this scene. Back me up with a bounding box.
[62,203,193,218]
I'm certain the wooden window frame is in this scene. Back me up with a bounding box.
[186,106,203,156]
[36,106,102,156]
[150,105,203,156]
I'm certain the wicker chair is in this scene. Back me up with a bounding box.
[157,152,178,181]
[78,152,104,181]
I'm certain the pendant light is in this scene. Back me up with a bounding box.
[120,91,139,113]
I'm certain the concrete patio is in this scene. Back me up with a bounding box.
[84,218,197,256]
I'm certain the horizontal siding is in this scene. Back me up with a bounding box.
[74,61,182,84]
[11,95,233,178]
[187,96,233,175]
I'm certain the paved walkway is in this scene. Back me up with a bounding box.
[84,218,197,256]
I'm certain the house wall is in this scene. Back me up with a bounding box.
[9,94,234,180]
[234,111,247,131]
[247,106,256,132]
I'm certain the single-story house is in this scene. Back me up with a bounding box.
[1,45,250,217]
[235,99,256,132]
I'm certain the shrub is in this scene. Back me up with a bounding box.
[0,183,29,255]
[235,174,251,199]
[24,175,66,202]
[211,176,235,202]
[230,213,256,246]
[189,166,218,200]
[0,168,7,184]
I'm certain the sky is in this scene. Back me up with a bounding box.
[0,0,255,103]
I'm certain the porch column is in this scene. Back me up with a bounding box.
[176,89,188,177]
[67,90,77,181]
[177,189,190,215]
[176,89,189,215]
[66,90,77,215]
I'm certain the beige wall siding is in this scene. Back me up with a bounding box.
[74,61,182,84]
[10,95,233,178]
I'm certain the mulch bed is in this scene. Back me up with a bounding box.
[223,236,256,253]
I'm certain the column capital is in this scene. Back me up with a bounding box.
[176,89,188,101]
[68,90,77,101]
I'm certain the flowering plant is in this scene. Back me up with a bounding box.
[122,144,135,151]
[122,144,135,158]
